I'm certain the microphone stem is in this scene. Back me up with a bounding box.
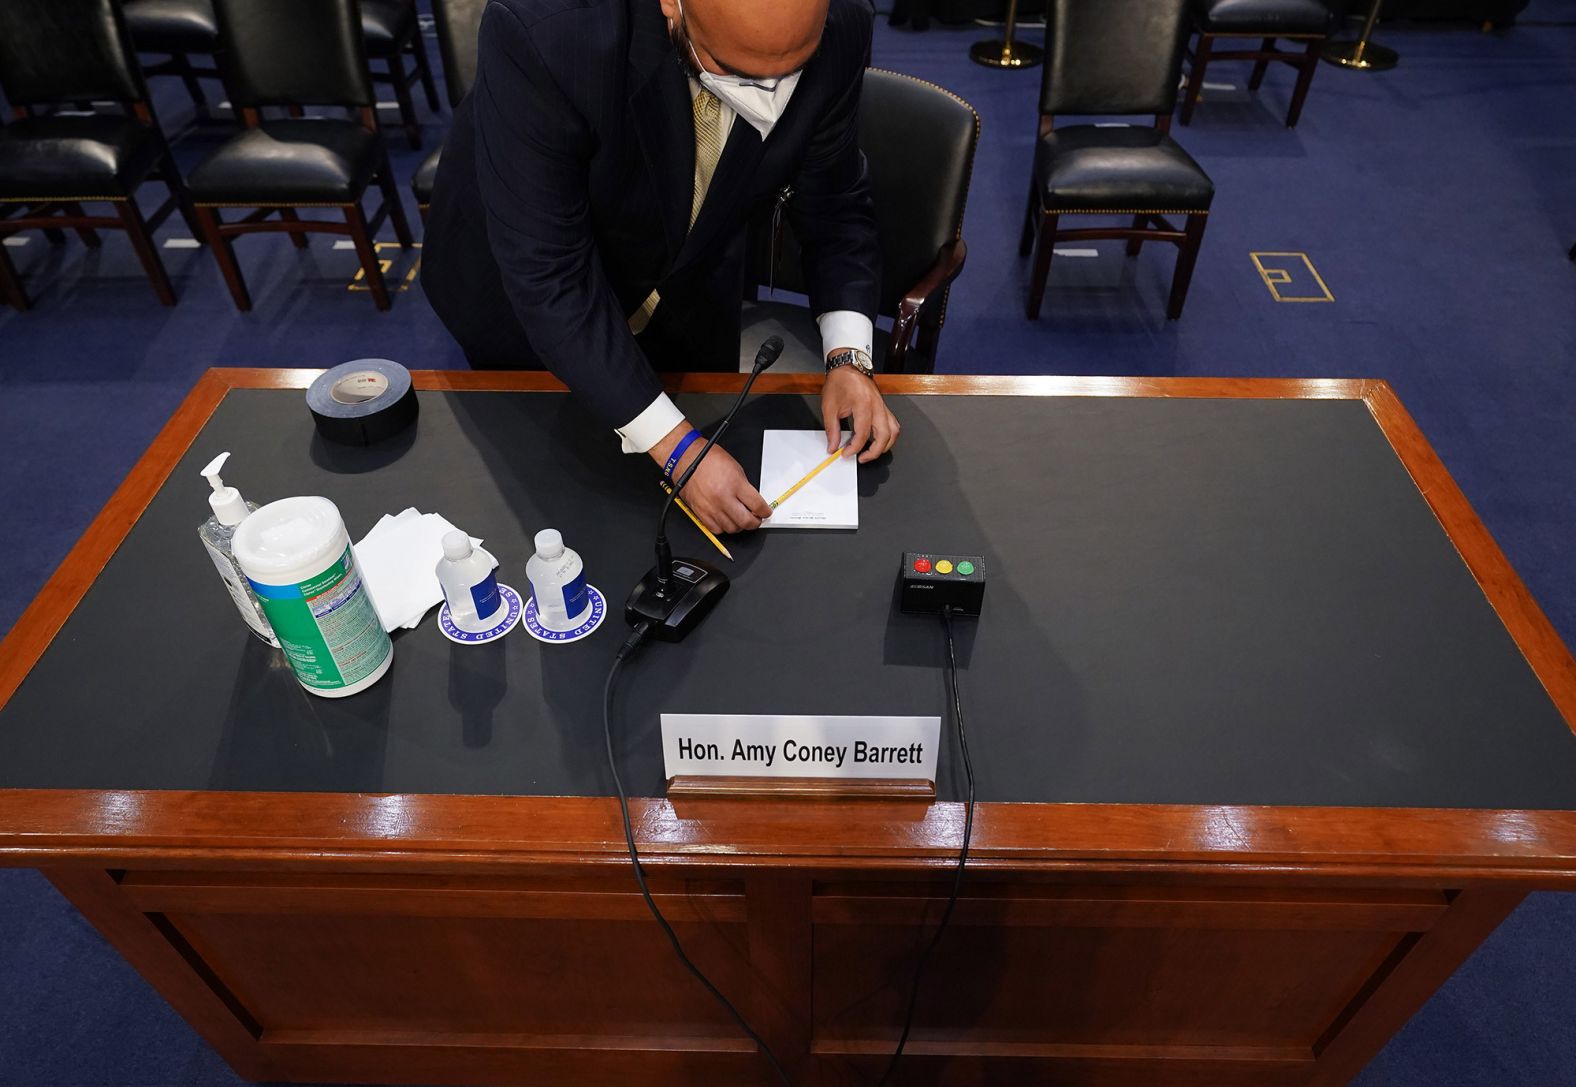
[652,360,767,569]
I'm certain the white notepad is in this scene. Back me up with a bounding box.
[759,430,859,530]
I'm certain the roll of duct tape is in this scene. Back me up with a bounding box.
[306,359,419,445]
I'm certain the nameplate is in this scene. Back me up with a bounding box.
[661,714,941,785]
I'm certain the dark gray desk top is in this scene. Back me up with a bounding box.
[2,387,1574,808]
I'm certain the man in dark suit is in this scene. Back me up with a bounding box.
[423,0,898,534]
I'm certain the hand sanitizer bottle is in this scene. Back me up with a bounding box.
[526,529,590,632]
[198,452,279,646]
[436,530,504,633]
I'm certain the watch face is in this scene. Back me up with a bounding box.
[829,350,874,375]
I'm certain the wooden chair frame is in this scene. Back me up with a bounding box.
[1019,114,1209,322]
[140,50,225,121]
[369,2,441,150]
[191,105,414,312]
[1181,30,1325,127]
[0,101,198,311]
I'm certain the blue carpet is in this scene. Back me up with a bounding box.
[2,3,1575,1083]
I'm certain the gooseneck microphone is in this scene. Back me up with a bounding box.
[624,336,783,641]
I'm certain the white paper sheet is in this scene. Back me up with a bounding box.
[759,430,858,530]
[352,508,488,631]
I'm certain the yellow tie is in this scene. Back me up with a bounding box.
[630,88,724,333]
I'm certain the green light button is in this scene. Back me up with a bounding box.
[956,561,975,576]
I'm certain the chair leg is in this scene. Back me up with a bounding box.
[115,199,177,306]
[0,241,30,311]
[1180,33,1211,125]
[1018,178,1039,256]
[376,153,416,248]
[195,206,252,311]
[1125,215,1146,257]
[1026,214,1058,320]
[385,53,423,150]
[161,153,203,239]
[1167,214,1209,320]
[68,204,102,248]
[1249,38,1275,90]
[410,29,440,112]
[346,203,392,311]
[1286,38,1321,127]
[279,208,310,249]
[43,224,67,245]
[175,53,209,113]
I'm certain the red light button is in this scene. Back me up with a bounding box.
[913,558,932,573]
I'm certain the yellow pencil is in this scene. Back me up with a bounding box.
[659,481,733,561]
[769,445,848,511]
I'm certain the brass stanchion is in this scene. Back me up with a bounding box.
[970,0,1043,69]
[1322,0,1398,70]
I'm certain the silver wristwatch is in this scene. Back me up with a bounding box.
[826,348,875,378]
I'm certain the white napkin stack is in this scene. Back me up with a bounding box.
[353,508,490,632]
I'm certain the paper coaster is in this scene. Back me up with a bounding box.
[522,584,608,644]
[438,583,524,644]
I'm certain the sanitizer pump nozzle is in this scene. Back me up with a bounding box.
[202,452,251,527]
[196,451,278,647]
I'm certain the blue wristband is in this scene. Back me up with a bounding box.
[663,428,702,480]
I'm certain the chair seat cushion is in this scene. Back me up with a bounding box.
[1034,125,1215,213]
[740,300,893,374]
[122,0,219,54]
[361,0,416,52]
[188,120,380,204]
[0,117,163,200]
[413,146,441,203]
[1195,0,1332,34]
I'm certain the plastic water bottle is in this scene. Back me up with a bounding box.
[435,530,504,633]
[525,529,590,632]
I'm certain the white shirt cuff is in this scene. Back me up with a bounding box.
[615,393,686,454]
[817,310,874,364]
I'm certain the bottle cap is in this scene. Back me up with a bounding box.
[534,528,564,560]
[441,529,472,561]
[201,451,251,527]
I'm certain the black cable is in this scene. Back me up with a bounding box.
[602,623,795,1087]
[875,605,976,1087]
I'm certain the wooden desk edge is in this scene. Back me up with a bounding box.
[1,369,1573,875]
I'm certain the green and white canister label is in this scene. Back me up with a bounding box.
[249,545,391,693]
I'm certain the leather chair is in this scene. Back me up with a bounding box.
[189,0,415,311]
[362,0,441,150]
[743,69,978,374]
[413,0,487,219]
[1180,0,1333,127]
[0,0,196,310]
[121,0,222,118]
[1020,0,1214,321]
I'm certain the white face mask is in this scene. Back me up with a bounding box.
[675,0,803,140]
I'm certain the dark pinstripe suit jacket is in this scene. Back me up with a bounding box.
[421,0,880,431]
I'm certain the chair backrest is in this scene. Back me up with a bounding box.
[0,0,146,107]
[211,0,373,109]
[432,0,488,107]
[1038,0,1190,117]
[761,69,979,330]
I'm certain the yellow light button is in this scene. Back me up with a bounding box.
[935,560,954,574]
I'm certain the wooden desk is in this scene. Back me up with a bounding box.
[2,370,1574,1087]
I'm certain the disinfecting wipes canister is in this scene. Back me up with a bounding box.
[232,496,393,698]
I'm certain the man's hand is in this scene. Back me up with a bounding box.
[649,422,773,534]
[822,360,899,463]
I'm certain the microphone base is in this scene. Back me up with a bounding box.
[624,557,730,643]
